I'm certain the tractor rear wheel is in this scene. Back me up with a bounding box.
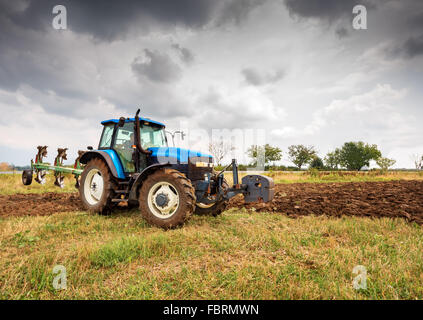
[194,180,229,217]
[139,168,196,229]
[79,158,115,215]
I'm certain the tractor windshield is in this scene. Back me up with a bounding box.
[141,124,167,149]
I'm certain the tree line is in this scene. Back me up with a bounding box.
[246,142,397,171]
[209,140,423,171]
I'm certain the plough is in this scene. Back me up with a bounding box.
[22,146,85,188]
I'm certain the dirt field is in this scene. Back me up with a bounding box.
[0,192,83,217]
[1,180,423,224]
[229,180,423,224]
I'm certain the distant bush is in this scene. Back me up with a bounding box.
[308,168,319,178]
[309,156,325,170]
[0,162,12,172]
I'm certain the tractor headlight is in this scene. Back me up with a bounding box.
[195,161,212,168]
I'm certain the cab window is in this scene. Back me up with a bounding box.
[140,125,167,149]
[113,122,135,173]
[99,124,114,149]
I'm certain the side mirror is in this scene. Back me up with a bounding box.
[181,131,185,140]
[118,117,125,127]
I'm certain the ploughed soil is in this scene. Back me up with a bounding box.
[1,180,423,224]
[0,193,84,217]
[227,180,423,225]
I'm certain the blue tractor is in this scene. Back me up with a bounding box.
[78,110,275,228]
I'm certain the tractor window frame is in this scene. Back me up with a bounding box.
[98,124,116,150]
[112,122,137,174]
[140,123,168,149]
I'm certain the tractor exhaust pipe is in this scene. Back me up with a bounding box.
[134,109,152,156]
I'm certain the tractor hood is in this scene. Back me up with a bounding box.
[148,147,213,165]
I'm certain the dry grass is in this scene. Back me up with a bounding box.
[1,208,422,299]
[0,173,76,195]
[225,170,423,185]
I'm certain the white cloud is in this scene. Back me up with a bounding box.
[306,84,408,135]
[0,89,120,164]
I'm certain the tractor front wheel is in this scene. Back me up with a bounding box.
[139,168,196,229]
[79,158,115,215]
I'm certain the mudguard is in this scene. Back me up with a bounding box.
[128,163,170,201]
[242,175,275,203]
[79,150,125,179]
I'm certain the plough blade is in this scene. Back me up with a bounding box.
[24,146,85,188]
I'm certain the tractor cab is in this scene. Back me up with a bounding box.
[99,117,167,174]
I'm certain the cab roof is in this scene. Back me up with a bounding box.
[101,117,165,128]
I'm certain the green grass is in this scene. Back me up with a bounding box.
[1,208,422,299]
[1,170,423,299]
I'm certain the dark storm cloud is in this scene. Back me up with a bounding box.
[0,0,267,42]
[131,49,182,83]
[399,11,423,58]
[216,0,266,25]
[335,27,349,39]
[0,0,216,41]
[0,0,266,99]
[171,44,195,65]
[401,34,423,58]
[241,68,284,86]
[284,0,374,22]
[385,9,423,59]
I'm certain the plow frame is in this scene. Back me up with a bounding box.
[30,160,84,177]
[24,147,86,188]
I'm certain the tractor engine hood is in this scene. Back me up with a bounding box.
[148,147,213,167]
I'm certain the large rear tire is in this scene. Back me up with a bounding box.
[79,158,115,215]
[194,180,229,217]
[139,168,196,229]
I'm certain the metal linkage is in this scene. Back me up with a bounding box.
[73,150,85,188]
[54,148,68,188]
[34,145,48,184]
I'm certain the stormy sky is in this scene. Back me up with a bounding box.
[0,0,422,167]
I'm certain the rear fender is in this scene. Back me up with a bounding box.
[79,150,125,179]
[128,163,170,201]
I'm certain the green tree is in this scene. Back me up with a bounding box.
[309,156,324,170]
[324,149,341,170]
[247,144,282,165]
[337,141,381,171]
[288,145,317,170]
[376,157,396,171]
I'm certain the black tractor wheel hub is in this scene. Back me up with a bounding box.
[155,193,169,208]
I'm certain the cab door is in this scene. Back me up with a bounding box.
[113,122,136,173]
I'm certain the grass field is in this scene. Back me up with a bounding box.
[1,210,422,299]
[225,170,423,185]
[1,171,423,299]
[0,173,76,195]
